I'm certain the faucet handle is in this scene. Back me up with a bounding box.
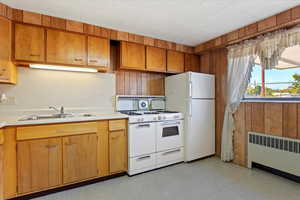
[60,106,64,114]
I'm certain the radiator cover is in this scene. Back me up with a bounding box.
[248,132,300,176]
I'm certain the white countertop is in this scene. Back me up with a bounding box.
[0,112,128,128]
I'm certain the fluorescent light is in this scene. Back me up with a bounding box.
[29,64,98,73]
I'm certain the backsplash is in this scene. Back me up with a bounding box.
[0,67,116,115]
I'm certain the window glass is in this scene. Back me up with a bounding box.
[245,46,300,99]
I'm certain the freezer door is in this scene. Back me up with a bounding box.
[185,99,215,161]
[189,73,215,99]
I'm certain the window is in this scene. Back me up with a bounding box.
[245,46,300,100]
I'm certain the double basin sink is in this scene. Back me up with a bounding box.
[19,113,94,121]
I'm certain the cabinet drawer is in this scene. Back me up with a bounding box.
[156,147,184,168]
[0,129,4,144]
[16,122,98,141]
[129,153,156,171]
[109,119,126,131]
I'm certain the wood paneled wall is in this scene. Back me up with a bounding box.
[116,71,165,96]
[195,5,300,53]
[0,2,194,54]
[234,102,300,166]
[200,49,228,156]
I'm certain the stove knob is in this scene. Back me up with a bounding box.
[158,116,161,120]
[163,116,166,120]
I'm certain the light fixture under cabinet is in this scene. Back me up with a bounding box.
[29,64,98,73]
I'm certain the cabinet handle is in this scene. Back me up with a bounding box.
[64,142,76,146]
[111,135,120,140]
[89,60,98,63]
[46,144,58,149]
[30,54,40,57]
[74,58,83,61]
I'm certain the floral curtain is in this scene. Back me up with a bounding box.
[221,25,300,162]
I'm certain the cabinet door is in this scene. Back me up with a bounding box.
[120,41,145,70]
[14,24,45,62]
[0,17,16,84]
[17,138,62,194]
[167,50,184,73]
[63,134,98,184]
[146,46,166,72]
[109,130,127,174]
[87,36,110,68]
[185,54,200,72]
[47,29,86,65]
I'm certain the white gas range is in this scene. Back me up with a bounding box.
[116,96,184,175]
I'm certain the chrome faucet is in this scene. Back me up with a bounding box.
[49,106,65,115]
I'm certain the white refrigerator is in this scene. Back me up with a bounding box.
[165,72,215,162]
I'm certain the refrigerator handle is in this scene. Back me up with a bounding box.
[189,81,192,98]
[189,102,192,117]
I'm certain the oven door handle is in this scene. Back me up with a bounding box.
[137,124,151,128]
[162,149,181,156]
[137,155,151,161]
[161,122,180,126]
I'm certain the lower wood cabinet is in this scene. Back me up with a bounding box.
[17,138,62,194]
[63,134,98,184]
[109,129,127,174]
[2,119,128,199]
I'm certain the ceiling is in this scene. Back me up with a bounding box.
[2,0,300,46]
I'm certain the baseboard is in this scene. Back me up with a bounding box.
[8,172,126,200]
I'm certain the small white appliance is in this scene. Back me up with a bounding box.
[165,72,215,162]
[116,96,184,175]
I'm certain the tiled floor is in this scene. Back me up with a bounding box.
[35,157,300,200]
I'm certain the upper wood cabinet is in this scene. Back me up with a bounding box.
[167,50,184,73]
[146,46,166,72]
[185,54,200,72]
[14,24,45,62]
[63,134,98,184]
[120,41,145,70]
[0,17,16,84]
[87,36,110,68]
[17,138,62,194]
[46,29,86,66]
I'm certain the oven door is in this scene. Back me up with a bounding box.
[129,122,156,157]
[156,120,183,152]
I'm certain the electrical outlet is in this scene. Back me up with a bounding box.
[0,96,16,105]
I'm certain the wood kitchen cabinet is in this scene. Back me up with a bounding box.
[120,41,145,70]
[185,54,200,72]
[87,36,110,69]
[63,134,98,184]
[17,138,62,194]
[0,17,16,84]
[47,29,86,66]
[167,50,184,73]
[109,120,127,174]
[146,46,167,72]
[14,24,45,62]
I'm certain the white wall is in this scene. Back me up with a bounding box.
[0,67,116,114]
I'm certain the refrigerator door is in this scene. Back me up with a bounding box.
[185,99,215,161]
[189,72,215,99]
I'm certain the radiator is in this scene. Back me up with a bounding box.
[248,132,300,176]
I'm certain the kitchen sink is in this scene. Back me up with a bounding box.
[18,114,74,121]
